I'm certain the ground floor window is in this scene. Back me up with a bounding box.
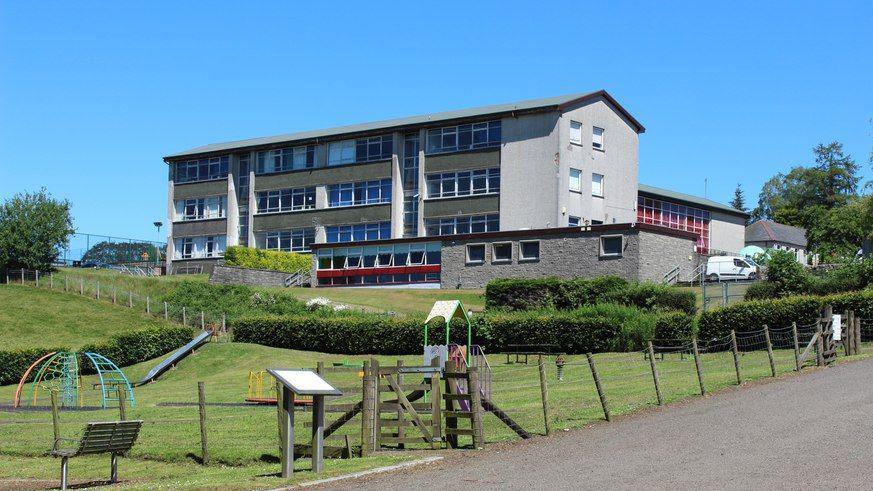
[519,240,540,261]
[258,228,315,253]
[173,235,226,259]
[600,235,623,257]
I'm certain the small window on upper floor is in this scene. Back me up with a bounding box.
[592,127,604,150]
[570,120,582,144]
[592,173,604,197]
[568,216,581,227]
[328,140,356,166]
[569,168,582,192]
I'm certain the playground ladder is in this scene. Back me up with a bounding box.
[84,353,136,409]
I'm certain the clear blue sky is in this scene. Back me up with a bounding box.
[1,1,871,242]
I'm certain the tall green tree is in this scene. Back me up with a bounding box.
[812,142,859,207]
[0,188,74,271]
[729,183,747,214]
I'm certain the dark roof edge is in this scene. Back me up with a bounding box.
[558,90,645,133]
[309,222,696,250]
[638,185,749,218]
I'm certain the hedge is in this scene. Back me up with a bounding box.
[80,326,195,371]
[484,277,695,314]
[233,304,696,355]
[159,280,309,322]
[0,326,193,386]
[698,290,873,340]
[224,246,310,273]
[0,347,67,386]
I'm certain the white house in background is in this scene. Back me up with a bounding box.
[745,220,808,264]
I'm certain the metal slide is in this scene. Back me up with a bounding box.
[132,330,213,386]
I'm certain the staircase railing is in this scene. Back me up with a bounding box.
[662,266,680,285]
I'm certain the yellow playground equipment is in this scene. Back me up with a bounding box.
[246,370,312,406]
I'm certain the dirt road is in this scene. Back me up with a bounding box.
[331,358,873,490]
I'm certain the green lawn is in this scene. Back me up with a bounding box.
[0,286,178,350]
[284,286,486,314]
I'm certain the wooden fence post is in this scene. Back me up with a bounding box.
[429,357,442,443]
[128,292,133,308]
[49,272,53,289]
[855,316,862,355]
[50,390,61,443]
[221,314,226,335]
[360,360,375,456]
[537,354,552,435]
[586,353,610,421]
[198,382,209,465]
[182,307,187,326]
[468,366,485,448]
[35,270,40,287]
[200,311,205,330]
[816,315,825,367]
[646,342,663,406]
[118,387,127,421]
[764,325,776,377]
[792,322,801,371]
[692,338,705,395]
[112,288,117,304]
[395,360,404,449]
[64,276,68,292]
[730,330,742,385]
[96,282,100,300]
[146,296,151,315]
[164,301,168,320]
[79,278,84,295]
[443,359,458,448]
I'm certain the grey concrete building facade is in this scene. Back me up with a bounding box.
[163,90,746,282]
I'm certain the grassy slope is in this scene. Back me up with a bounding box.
[0,286,178,350]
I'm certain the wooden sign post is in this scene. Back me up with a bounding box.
[267,369,342,478]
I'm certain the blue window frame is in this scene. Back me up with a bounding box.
[325,222,392,243]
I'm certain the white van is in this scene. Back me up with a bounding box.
[705,255,758,282]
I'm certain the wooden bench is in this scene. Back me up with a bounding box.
[50,421,142,490]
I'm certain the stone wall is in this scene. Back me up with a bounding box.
[439,227,697,289]
[209,264,293,287]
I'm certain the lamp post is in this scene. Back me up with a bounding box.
[153,222,163,267]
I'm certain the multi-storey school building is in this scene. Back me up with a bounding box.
[164,90,747,287]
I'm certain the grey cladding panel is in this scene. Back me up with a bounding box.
[174,180,227,199]
[423,196,499,218]
[424,149,500,173]
[253,161,391,191]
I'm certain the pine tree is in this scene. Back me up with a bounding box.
[730,183,747,214]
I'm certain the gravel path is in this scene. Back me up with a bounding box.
[329,358,873,490]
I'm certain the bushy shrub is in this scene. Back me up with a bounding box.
[224,246,310,273]
[766,250,811,296]
[81,326,194,371]
[809,258,873,295]
[233,304,696,355]
[601,282,696,314]
[698,296,823,340]
[0,347,67,386]
[159,280,309,322]
[484,276,694,313]
[744,281,780,300]
[826,290,873,321]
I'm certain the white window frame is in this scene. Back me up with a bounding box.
[465,243,486,264]
[569,120,582,144]
[519,240,540,262]
[599,234,623,257]
[491,242,512,263]
[568,216,581,227]
[569,168,582,193]
[592,173,604,197]
[328,139,356,166]
[592,127,604,150]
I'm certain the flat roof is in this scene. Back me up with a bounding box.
[165,90,644,160]
[638,183,749,217]
[310,222,696,250]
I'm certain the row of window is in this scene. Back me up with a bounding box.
[426,168,500,199]
[636,196,710,252]
[256,146,316,174]
[175,156,229,183]
[260,229,315,253]
[569,120,605,150]
[567,216,604,227]
[328,179,392,207]
[256,188,315,213]
[465,241,540,264]
[424,214,499,237]
[174,235,226,259]
[327,135,393,166]
[570,169,604,197]
[174,196,225,221]
[325,222,392,243]
[426,120,501,154]
[318,273,440,286]
[316,242,441,270]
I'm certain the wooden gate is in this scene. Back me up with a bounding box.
[374,361,442,449]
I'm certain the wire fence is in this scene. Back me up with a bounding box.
[4,268,230,336]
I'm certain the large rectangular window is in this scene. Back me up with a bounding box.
[255,145,315,174]
[426,168,500,199]
[570,120,582,144]
[327,179,392,207]
[174,196,225,221]
[328,135,393,166]
[255,187,315,213]
[592,173,604,197]
[424,214,499,236]
[173,235,226,259]
[593,127,605,150]
[174,156,229,183]
[259,228,315,253]
[569,168,582,192]
[637,196,711,252]
[426,121,501,154]
[325,222,392,243]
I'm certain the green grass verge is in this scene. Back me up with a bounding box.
[0,286,178,350]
